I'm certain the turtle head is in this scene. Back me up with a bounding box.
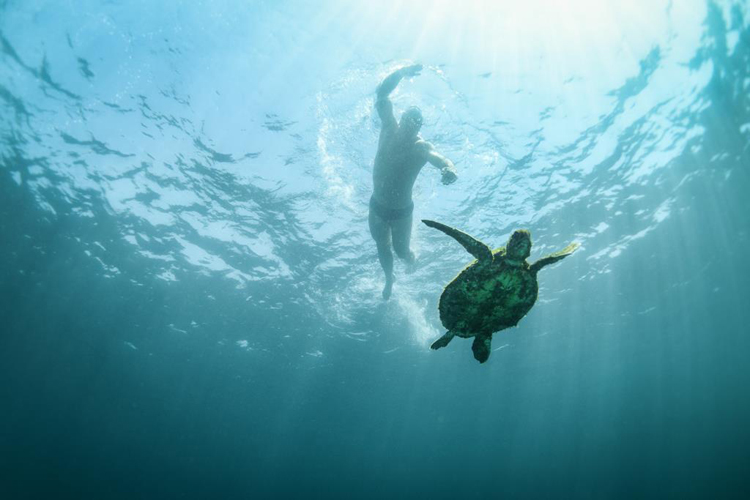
[506,230,532,261]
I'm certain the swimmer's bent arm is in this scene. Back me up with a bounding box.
[376,64,423,130]
[422,142,458,185]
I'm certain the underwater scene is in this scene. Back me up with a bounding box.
[1,0,749,498]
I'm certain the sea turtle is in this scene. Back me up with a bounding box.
[422,219,579,363]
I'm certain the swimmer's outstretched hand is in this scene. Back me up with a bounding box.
[441,168,458,185]
[401,64,423,78]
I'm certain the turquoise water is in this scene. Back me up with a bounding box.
[1,1,749,498]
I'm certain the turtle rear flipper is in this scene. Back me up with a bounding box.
[430,331,455,350]
[472,333,492,363]
[422,219,493,263]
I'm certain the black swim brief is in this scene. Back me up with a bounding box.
[369,195,414,222]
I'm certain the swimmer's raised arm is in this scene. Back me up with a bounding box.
[421,141,458,185]
[375,64,423,130]
[376,64,423,100]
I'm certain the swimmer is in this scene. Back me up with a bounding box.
[369,64,458,300]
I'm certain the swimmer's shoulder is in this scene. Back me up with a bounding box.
[414,138,435,158]
[415,137,434,150]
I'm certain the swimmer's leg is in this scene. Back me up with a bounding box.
[391,211,416,266]
[369,209,394,300]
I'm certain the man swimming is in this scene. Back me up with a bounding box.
[370,63,458,300]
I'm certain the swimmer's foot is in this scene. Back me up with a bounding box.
[382,275,395,301]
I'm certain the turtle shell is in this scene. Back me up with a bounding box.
[438,248,539,337]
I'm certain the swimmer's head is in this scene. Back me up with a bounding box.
[400,106,423,136]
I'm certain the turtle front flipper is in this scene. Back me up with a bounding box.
[430,331,455,350]
[471,333,492,363]
[422,219,493,262]
[530,242,580,274]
